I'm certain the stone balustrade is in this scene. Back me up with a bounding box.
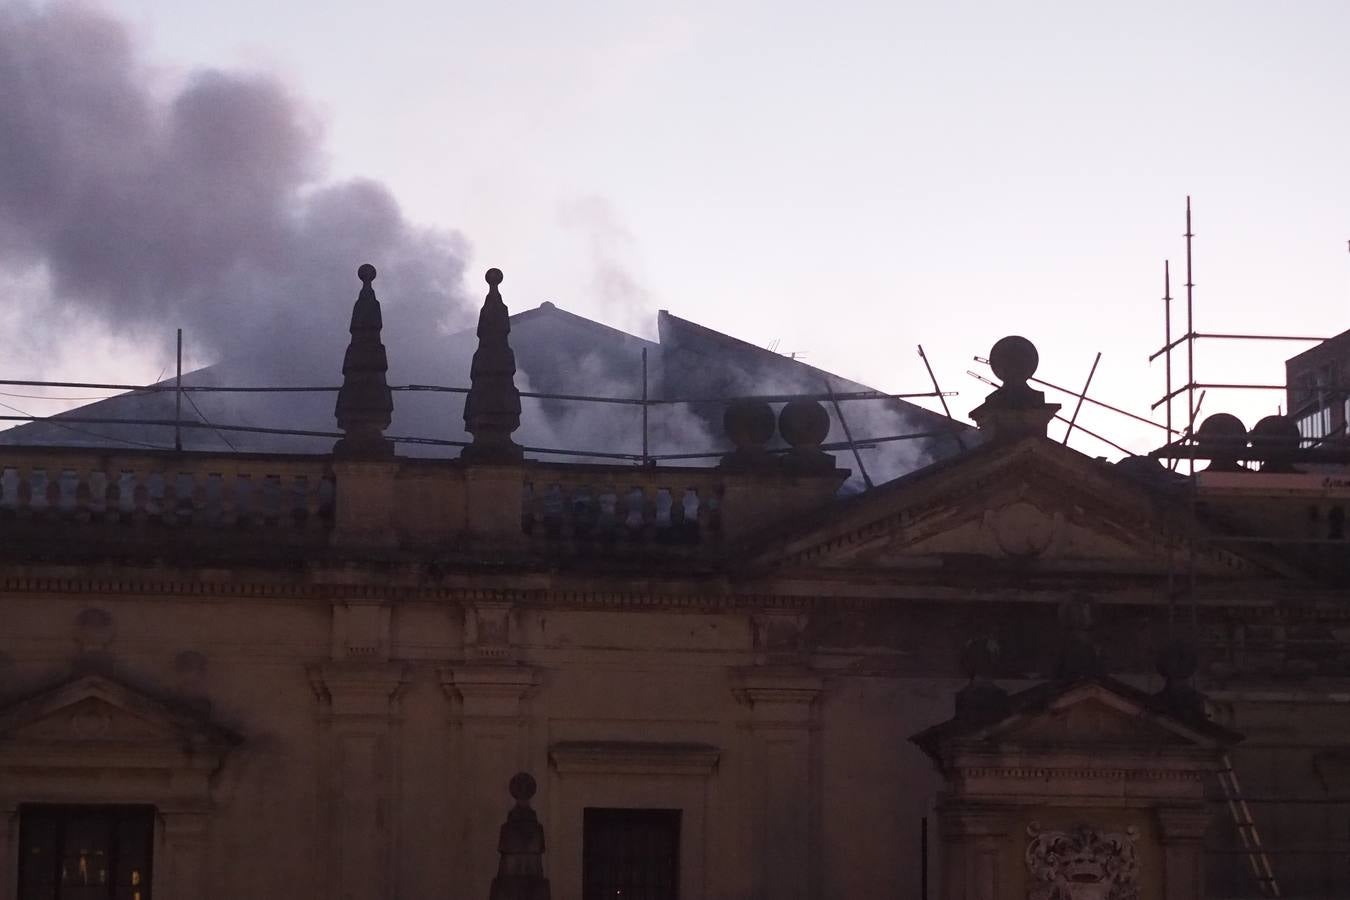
[0,446,843,557]
[0,448,334,530]
[521,466,723,547]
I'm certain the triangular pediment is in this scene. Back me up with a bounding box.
[911,676,1242,764]
[750,437,1279,577]
[986,684,1201,748]
[0,674,238,750]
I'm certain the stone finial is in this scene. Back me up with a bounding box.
[969,336,1060,441]
[1251,414,1300,473]
[334,264,394,458]
[488,772,551,900]
[779,398,835,473]
[1195,413,1248,473]
[954,635,1010,721]
[1053,596,1102,681]
[463,268,524,463]
[719,398,775,470]
[1155,638,1206,719]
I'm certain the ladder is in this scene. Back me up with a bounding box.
[1218,752,1281,898]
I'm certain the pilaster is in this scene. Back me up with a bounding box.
[935,802,1011,900]
[158,807,211,900]
[0,808,15,900]
[442,662,542,900]
[1156,805,1211,900]
[732,666,823,900]
[309,659,409,900]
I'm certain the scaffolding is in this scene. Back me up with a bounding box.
[0,349,967,473]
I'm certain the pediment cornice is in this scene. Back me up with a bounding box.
[0,673,239,763]
[743,438,1282,577]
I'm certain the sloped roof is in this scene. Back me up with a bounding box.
[0,303,971,488]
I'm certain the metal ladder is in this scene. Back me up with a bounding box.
[1218,752,1281,898]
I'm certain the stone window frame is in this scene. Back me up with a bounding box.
[0,674,238,900]
[547,741,720,899]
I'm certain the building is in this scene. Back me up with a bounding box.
[1286,326,1350,444]
[1,266,1348,900]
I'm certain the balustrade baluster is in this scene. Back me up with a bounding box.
[15,468,32,520]
[260,474,281,526]
[160,472,177,526]
[72,470,91,523]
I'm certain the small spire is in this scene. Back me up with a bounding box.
[489,772,551,900]
[334,263,393,458]
[462,268,524,462]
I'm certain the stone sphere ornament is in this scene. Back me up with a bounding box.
[723,399,775,450]
[509,771,537,804]
[779,399,830,448]
[989,335,1039,386]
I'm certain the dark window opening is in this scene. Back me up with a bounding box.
[18,805,154,900]
[582,807,680,900]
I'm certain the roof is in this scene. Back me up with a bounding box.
[1,303,971,490]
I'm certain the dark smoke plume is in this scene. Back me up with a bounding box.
[0,2,470,382]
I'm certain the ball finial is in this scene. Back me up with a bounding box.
[485,268,504,287]
[357,263,377,285]
[508,771,537,804]
[989,335,1039,385]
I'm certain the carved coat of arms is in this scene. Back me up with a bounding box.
[1025,823,1139,900]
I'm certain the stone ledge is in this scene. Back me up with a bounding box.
[548,740,720,777]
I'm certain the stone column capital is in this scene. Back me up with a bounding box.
[441,663,541,719]
[307,661,409,719]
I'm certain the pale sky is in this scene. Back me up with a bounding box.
[14,0,1350,457]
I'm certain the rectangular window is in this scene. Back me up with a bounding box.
[18,806,154,900]
[582,807,681,900]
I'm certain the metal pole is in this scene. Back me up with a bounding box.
[921,816,929,900]
[824,377,873,489]
[1062,351,1102,446]
[918,344,967,451]
[174,328,183,452]
[1184,197,1199,632]
[1161,259,1171,453]
[641,347,649,466]
[1185,197,1196,467]
[975,358,1178,434]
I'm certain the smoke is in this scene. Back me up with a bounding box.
[557,196,655,340]
[0,4,958,484]
[0,2,470,383]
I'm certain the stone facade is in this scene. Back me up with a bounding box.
[1,308,1348,899]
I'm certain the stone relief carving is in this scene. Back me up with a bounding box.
[987,500,1056,557]
[1025,823,1139,900]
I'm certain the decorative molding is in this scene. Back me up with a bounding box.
[0,575,1338,620]
[549,740,720,777]
[440,663,541,720]
[307,661,409,719]
[954,766,1205,783]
